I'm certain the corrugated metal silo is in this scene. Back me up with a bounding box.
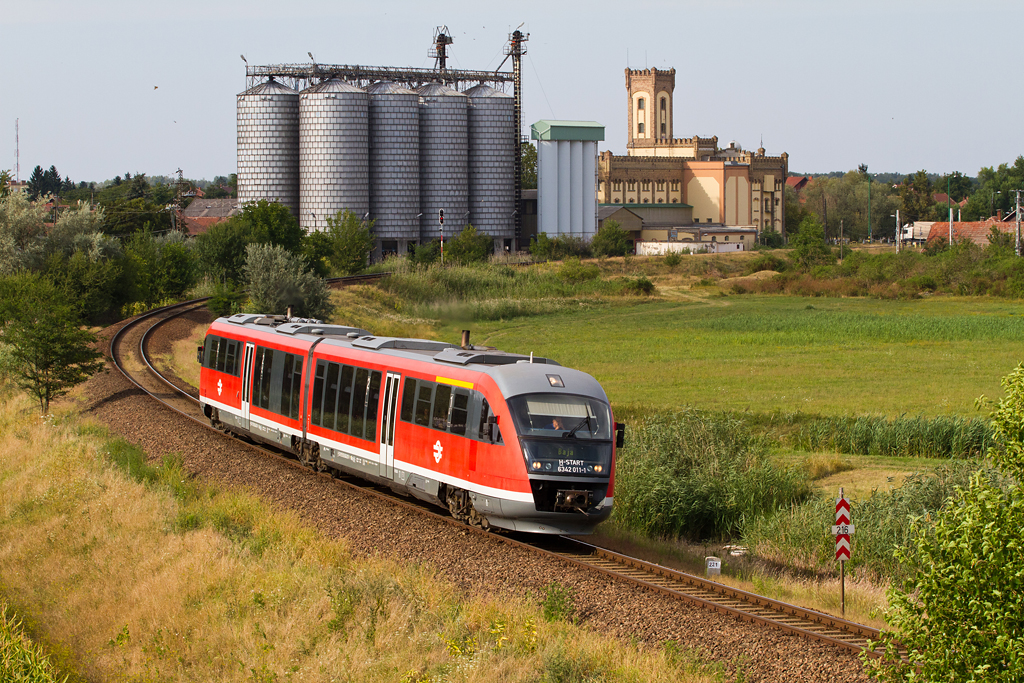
[465,84,516,251]
[299,78,369,232]
[367,81,420,255]
[237,78,300,215]
[417,82,469,244]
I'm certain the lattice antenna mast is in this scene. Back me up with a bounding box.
[430,26,454,81]
[499,25,529,246]
[15,118,20,182]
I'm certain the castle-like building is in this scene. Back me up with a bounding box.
[598,68,788,234]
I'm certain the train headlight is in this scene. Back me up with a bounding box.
[532,461,542,470]
[594,464,603,473]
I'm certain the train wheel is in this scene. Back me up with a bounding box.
[445,486,469,523]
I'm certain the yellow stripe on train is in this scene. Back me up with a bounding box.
[436,376,474,389]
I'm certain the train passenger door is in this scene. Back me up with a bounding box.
[240,342,255,430]
[378,372,401,479]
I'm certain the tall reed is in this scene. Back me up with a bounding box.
[613,410,811,540]
[792,414,994,458]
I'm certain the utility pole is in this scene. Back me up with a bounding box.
[1016,189,1022,257]
[867,174,872,242]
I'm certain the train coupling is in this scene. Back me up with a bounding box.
[554,489,594,514]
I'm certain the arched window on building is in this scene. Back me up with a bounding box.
[660,123,666,136]
[638,122,644,135]
[660,98,666,111]
[637,98,645,110]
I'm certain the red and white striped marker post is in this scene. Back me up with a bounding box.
[831,487,855,616]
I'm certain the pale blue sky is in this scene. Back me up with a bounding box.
[3,0,1021,183]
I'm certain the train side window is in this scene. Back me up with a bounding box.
[266,349,284,413]
[414,381,434,427]
[336,365,354,434]
[400,378,416,422]
[450,390,469,436]
[364,371,382,441]
[351,368,369,438]
[279,353,302,420]
[203,336,218,369]
[216,336,229,373]
[432,385,452,430]
[225,340,239,376]
[322,362,340,431]
[251,347,270,409]
[311,361,326,426]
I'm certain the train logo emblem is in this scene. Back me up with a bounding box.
[217,379,223,396]
[433,440,443,463]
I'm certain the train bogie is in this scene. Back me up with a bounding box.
[198,315,618,535]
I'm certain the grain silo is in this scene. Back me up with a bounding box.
[299,78,369,232]
[237,78,300,215]
[465,83,516,252]
[367,81,420,256]
[417,82,469,243]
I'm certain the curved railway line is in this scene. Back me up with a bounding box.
[108,288,887,669]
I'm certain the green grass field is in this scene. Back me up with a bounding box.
[438,295,1024,417]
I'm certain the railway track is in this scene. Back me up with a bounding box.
[110,296,887,661]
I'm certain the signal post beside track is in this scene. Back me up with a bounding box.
[831,488,854,616]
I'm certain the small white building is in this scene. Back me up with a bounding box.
[531,120,605,240]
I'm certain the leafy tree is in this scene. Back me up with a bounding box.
[521,142,537,190]
[591,220,629,257]
[323,209,374,275]
[0,273,104,413]
[235,199,304,255]
[790,215,835,269]
[242,243,332,320]
[897,170,935,223]
[445,225,493,264]
[760,227,785,249]
[864,365,1024,681]
[0,169,11,199]
[195,220,253,283]
[101,197,171,237]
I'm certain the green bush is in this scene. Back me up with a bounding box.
[613,410,811,540]
[530,233,591,260]
[663,251,682,267]
[744,252,789,275]
[558,257,600,283]
[591,220,628,257]
[444,225,493,265]
[620,275,655,295]
[323,209,375,275]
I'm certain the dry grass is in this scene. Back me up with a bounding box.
[0,394,718,683]
[161,321,206,388]
[329,286,438,339]
[801,452,856,480]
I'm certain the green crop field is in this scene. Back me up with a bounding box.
[438,294,1024,417]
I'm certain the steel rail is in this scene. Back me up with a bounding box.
[115,297,887,659]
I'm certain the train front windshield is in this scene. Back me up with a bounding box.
[507,394,613,476]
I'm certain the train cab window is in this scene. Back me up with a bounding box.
[450,390,469,436]
[203,336,240,377]
[432,384,452,430]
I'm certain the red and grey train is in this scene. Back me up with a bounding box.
[198,313,623,534]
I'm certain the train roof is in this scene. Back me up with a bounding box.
[214,314,608,404]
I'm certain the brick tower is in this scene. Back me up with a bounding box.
[625,68,676,150]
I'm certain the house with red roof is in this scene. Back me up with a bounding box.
[926,218,1017,247]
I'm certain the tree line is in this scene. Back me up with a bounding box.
[787,156,1024,243]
